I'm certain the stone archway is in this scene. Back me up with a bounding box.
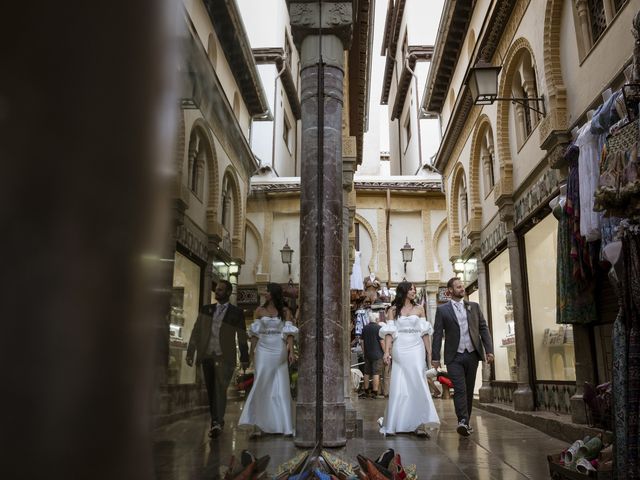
[354,213,377,274]
[495,38,538,202]
[244,218,263,277]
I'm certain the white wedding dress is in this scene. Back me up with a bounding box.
[238,316,298,435]
[379,315,440,434]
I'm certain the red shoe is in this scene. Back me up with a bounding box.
[388,454,406,480]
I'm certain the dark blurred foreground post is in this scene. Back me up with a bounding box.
[0,2,176,479]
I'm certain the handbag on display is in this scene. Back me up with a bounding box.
[283,279,299,299]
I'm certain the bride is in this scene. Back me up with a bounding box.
[238,283,297,436]
[379,281,440,436]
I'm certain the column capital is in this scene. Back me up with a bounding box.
[289,1,353,49]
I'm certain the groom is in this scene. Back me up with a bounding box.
[432,277,494,437]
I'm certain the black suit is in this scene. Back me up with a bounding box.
[432,300,493,425]
[187,303,249,427]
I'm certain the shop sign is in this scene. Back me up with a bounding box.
[480,221,507,259]
[176,224,207,261]
[514,168,560,226]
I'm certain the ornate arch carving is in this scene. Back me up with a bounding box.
[495,38,538,203]
[448,162,467,258]
[222,165,244,253]
[469,114,493,221]
[244,218,263,276]
[354,213,377,274]
[540,0,568,143]
[433,217,448,273]
[189,118,220,233]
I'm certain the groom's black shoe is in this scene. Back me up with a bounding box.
[456,421,470,437]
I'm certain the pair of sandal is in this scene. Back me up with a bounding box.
[356,450,406,480]
[223,450,270,480]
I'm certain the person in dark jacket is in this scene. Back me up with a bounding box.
[186,280,249,437]
[432,277,494,437]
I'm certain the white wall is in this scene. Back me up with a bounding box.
[389,211,426,283]
[183,0,252,139]
[270,213,300,284]
[436,225,454,279]
[238,224,261,285]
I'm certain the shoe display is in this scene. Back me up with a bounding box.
[374,448,394,468]
[456,421,470,437]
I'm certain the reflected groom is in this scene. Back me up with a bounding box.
[186,280,249,438]
[432,277,494,437]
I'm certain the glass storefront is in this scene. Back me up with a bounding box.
[468,289,483,396]
[488,250,517,381]
[168,251,201,385]
[524,214,575,381]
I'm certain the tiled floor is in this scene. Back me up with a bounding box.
[153,396,566,479]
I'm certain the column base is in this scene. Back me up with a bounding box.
[294,402,346,447]
[479,384,493,403]
[513,384,535,411]
[570,394,588,424]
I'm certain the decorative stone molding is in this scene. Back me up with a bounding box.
[480,221,508,258]
[541,129,572,170]
[514,168,561,225]
[541,0,569,145]
[176,223,208,262]
[496,38,538,203]
[354,179,442,191]
[290,1,353,49]
[448,163,466,258]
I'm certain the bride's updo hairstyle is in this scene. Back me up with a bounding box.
[392,281,415,316]
[264,282,285,319]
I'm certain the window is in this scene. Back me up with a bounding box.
[283,114,291,152]
[232,92,240,118]
[187,128,205,197]
[221,176,231,232]
[510,52,541,148]
[403,114,411,149]
[207,34,217,68]
[480,126,496,194]
[574,0,629,56]
[284,32,292,69]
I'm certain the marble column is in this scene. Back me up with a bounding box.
[291,3,352,445]
[476,261,494,403]
[506,229,535,411]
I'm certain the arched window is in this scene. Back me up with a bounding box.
[574,0,627,57]
[467,29,476,62]
[207,34,217,68]
[187,128,206,197]
[480,125,496,194]
[458,178,469,228]
[232,92,241,119]
[221,175,232,232]
[510,51,540,148]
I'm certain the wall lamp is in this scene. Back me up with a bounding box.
[466,61,546,116]
[280,239,293,275]
[400,237,414,273]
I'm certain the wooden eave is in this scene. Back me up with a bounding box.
[421,0,473,114]
[204,0,270,116]
[380,0,407,105]
[390,46,434,120]
[253,47,301,120]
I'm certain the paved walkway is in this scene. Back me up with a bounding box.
[153,396,566,479]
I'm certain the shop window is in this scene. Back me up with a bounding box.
[488,250,517,381]
[524,214,575,381]
[168,251,201,385]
